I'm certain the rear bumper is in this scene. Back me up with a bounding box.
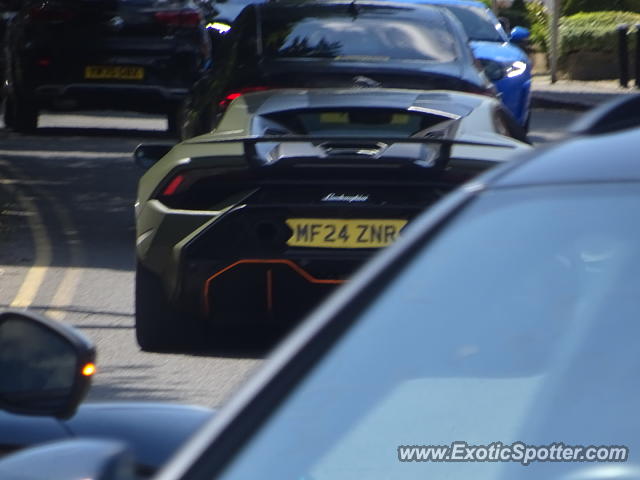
[184,258,351,328]
[136,204,381,329]
[8,42,205,111]
[174,205,415,325]
[138,247,364,330]
[33,83,188,111]
[137,187,440,329]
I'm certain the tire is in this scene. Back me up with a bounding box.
[178,106,199,140]
[166,103,182,136]
[4,92,38,133]
[178,96,210,140]
[3,96,15,130]
[135,261,203,352]
[523,110,531,133]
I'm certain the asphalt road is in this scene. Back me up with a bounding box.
[0,108,580,408]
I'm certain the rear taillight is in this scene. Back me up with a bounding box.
[155,9,202,27]
[161,174,187,196]
[27,6,74,22]
[156,169,254,210]
[218,87,271,111]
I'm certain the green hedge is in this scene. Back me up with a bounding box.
[562,0,640,16]
[560,11,640,55]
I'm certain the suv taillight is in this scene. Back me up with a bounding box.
[218,87,271,111]
[155,10,202,27]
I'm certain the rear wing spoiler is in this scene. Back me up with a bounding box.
[188,135,518,169]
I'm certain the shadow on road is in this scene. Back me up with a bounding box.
[0,126,169,272]
[190,331,284,360]
[87,364,195,403]
[137,327,286,360]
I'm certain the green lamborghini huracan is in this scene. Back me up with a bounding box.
[134,88,531,351]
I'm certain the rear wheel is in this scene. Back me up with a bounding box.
[166,103,182,136]
[4,92,38,133]
[523,110,531,133]
[135,261,203,352]
[177,96,209,140]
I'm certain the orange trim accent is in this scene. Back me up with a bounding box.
[202,259,345,316]
[266,269,273,313]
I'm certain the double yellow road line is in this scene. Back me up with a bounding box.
[2,162,83,320]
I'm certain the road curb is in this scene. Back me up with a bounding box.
[531,90,638,112]
[531,94,592,111]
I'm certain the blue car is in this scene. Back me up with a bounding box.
[398,0,532,128]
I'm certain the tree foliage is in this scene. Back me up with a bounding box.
[525,0,549,52]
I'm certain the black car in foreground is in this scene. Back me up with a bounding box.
[0,310,214,478]
[0,402,213,478]
[179,0,494,138]
[3,0,213,132]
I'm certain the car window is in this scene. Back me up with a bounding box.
[214,6,257,65]
[53,0,191,6]
[214,184,640,480]
[209,0,259,5]
[444,5,506,42]
[205,0,265,23]
[262,7,459,62]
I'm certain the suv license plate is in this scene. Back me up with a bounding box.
[84,66,144,80]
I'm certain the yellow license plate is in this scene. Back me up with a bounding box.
[286,218,407,249]
[84,65,144,80]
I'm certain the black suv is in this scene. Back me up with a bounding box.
[3,0,214,132]
[179,0,494,138]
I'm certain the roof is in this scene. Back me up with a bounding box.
[238,88,487,117]
[382,0,488,8]
[493,127,640,187]
[257,0,451,18]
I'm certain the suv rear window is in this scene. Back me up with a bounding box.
[261,7,458,62]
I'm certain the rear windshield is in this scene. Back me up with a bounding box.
[261,7,458,62]
[54,0,190,4]
[444,5,505,42]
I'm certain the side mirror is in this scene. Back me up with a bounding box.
[134,143,173,170]
[0,439,136,480]
[510,26,530,44]
[0,311,95,419]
